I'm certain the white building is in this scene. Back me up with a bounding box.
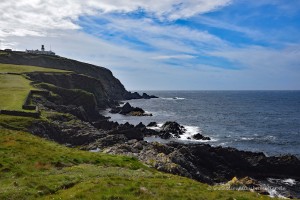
[26,45,55,55]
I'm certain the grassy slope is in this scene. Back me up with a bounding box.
[0,63,69,111]
[0,128,274,200]
[0,74,33,110]
[0,63,69,73]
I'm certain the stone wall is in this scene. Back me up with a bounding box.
[0,90,49,118]
[0,109,40,118]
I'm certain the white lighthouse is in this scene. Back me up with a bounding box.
[26,45,55,56]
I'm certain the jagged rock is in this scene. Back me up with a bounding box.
[110,102,151,116]
[143,128,160,137]
[29,119,107,146]
[93,119,119,130]
[160,121,186,138]
[108,122,144,141]
[119,102,133,114]
[147,122,158,127]
[135,122,146,129]
[118,122,135,130]
[123,130,144,140]
[192,133,211,140]
[160,132,174,139]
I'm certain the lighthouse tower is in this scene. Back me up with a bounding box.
[41,45,45,51]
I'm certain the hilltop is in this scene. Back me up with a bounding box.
[0,50,143,101]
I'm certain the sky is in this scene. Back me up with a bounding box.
[0,0,300,90]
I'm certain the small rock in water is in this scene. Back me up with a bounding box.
[192,133,211,140]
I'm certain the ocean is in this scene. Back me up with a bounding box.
[103,91,300,158]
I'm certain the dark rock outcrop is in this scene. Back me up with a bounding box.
[28,116,107,146]
[135,122,146,130]
[119,102,134,114]
[142,93,159,99]
[160,121,186,138]
[110,102,152,116]
[93,119,119,131]
[192,133,211,140]
[124,92,158,100]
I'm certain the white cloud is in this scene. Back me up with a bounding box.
[0,0,232,39]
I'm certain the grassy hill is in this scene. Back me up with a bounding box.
[0,51,128,100]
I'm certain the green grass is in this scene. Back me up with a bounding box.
[0,74,33,111]
[0,115,38,130]
[0,63,70,73]
[0,63,70,112]
[0,129,276,200]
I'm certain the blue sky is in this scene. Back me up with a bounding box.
[0,0,300,90]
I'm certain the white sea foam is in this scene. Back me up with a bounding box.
[146,124,217,143]
[268,177,297,186]
[265,186,287,199]
[147,123,163,131]
[282,178,297,186]
[241,137,254,141]
[266,178,298,198]
[161,97,186,100]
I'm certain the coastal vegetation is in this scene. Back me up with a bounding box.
[0,128,274,200]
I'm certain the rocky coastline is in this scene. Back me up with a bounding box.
[29,93,300,199]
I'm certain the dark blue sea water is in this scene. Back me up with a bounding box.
[103,91,300,158]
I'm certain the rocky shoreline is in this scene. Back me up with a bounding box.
[28,93,300,199]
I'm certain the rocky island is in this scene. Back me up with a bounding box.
[0,50,299,199]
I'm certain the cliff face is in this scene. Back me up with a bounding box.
[27,72,111,109]
[0,51,128,100]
